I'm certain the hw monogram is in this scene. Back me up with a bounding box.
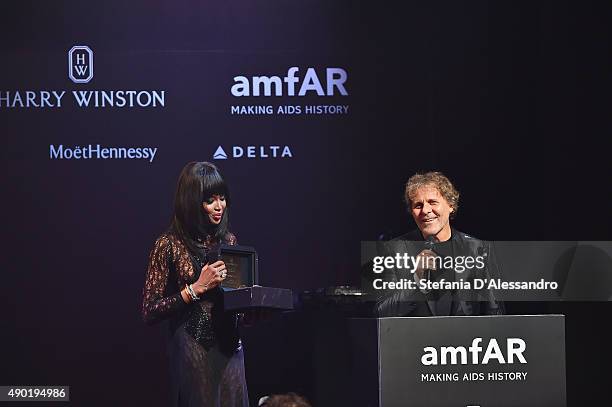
[68,46,93,84]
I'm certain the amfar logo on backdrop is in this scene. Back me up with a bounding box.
[213,145,293,160]
[68,46,93,83]
[0,45,165,109]
[229,66,350,117]
[231,67,348,97]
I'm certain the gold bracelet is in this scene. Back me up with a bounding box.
[181,286,191,303]
[186,284,200,301]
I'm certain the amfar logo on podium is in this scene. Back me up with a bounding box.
[213,145,293,160]
[68,46,94,83]
[419,338,529,385]
[421,338,527,366]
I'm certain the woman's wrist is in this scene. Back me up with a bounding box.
[193,282,209,296]
[180,288,191,304]
[186,284,201,301]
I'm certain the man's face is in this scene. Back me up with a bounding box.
[410,184,454,240]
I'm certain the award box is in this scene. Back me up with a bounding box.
[219,245,293,311]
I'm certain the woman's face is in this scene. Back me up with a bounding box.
[202,194,226,225]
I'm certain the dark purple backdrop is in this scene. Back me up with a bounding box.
[2,1,611,406]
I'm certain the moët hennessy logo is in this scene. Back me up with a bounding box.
[68,46,93,84]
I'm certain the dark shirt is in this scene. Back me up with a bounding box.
[375,228,505,317]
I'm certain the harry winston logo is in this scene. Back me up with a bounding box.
[68,46,94,84]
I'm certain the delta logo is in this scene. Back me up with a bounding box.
[213,145,293,160]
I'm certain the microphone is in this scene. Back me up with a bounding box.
[424,235,436,250]
[206,243,222,263]
[423,235,437,282]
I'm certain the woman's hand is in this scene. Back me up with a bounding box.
[192,260,227,296]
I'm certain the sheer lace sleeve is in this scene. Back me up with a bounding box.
[142,235,187,325]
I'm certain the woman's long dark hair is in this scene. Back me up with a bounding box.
[169,162,231,255]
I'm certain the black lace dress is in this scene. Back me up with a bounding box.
[142,233,248,407]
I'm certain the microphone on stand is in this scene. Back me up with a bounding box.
[424,235,436,249]
[206,243,222,263]
[423,235,437,282]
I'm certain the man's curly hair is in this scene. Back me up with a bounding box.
[262,393,311,407]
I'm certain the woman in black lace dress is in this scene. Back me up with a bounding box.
[142,162,249,407]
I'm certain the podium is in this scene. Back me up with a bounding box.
[345,315,566,407]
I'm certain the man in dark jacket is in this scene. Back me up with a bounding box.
[375,171,504,316]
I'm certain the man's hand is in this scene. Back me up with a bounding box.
[414,249,438,280]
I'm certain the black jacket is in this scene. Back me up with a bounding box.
[375,228,505,317]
